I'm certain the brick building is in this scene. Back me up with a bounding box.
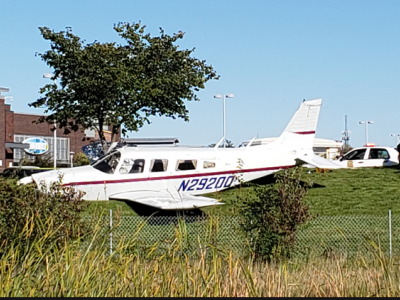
[0,87,116,171]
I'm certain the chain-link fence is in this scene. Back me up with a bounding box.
[87,211,399,258]
[110,214,248,256]
[294,215,394,258]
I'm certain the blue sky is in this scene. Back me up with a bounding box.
[1,0,399,147]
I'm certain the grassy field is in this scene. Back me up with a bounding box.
[86,165,400,217]
[4,169,400,296]
[302,165,400,216]
[82,166,400,259]
[2,217,400,297]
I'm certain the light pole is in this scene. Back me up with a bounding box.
[70,151,75,168]
[391,134,400,147]
[358,120,374,146]
[43,73,58,169]
[213,93,234,148]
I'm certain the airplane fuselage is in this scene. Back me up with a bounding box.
[30,144,297,201]
[20,99,323,210]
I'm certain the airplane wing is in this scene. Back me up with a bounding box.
[109,190,224,210]
[295,153,342,169]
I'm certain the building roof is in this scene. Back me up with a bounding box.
[0,87,10,99]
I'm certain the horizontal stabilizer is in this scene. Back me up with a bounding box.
[109,190,223,210]
[295,153,342,169]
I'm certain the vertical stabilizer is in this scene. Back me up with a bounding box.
[273,99,322,152]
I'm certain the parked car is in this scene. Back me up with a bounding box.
[334,146,399,168]
[0,166,51,179]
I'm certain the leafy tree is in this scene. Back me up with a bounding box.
[30,22,219,153]
[341,144,353,156]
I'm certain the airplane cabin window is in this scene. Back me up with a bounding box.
[129,159,145,174]
[150,159,168,172]
[176,159,197,171]
[369,149,390,159]
[118,158,145,174]
[203,161,216,169]
[343,149,366,160]
[92,152,121,174]
[119,158,134,174]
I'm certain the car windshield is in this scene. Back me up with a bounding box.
[92,151,121,174]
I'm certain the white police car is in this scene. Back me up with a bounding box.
[335,144,399,168]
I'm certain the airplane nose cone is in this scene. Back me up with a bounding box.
[31,168,76,188]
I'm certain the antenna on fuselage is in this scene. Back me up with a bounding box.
[214,137,225,149]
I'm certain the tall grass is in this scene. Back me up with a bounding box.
[2,212,400,297]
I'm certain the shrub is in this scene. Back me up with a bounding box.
[236,167,313,260]
[73,152,91,166]
[0,177,89,254]
[19,152,54,168]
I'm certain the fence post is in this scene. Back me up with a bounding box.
[389,209,392,258]
[250,220,253,246]
[110,209,113,255]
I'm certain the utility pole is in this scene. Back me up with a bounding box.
[342,115,350,148]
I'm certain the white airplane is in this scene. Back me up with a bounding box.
[19,98,338,210]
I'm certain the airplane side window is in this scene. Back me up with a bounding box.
[119,158,135,174]
[92,152,121,174]
[129,159,145,174]
[176,159,197,171]
[203,161,216,169]
[150,159,168,172]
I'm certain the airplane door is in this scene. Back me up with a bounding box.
[116,158,151,193]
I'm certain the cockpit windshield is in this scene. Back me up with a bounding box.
[91,151,121,174]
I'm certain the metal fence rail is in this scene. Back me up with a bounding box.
[86,210,399,258]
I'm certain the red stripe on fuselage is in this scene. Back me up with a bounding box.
[294,131,315,135]
[62,165,295,187]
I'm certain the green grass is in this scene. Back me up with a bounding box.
[81,166,400,258]
[86,165,400,216]
[206,165,400,216]
[84,199,138,216]
[302,165,400,216]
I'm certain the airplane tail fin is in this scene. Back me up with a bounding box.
[272,99,322,152]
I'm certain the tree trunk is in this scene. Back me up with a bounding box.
[111,124,120,144]
[97,120,109,154]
